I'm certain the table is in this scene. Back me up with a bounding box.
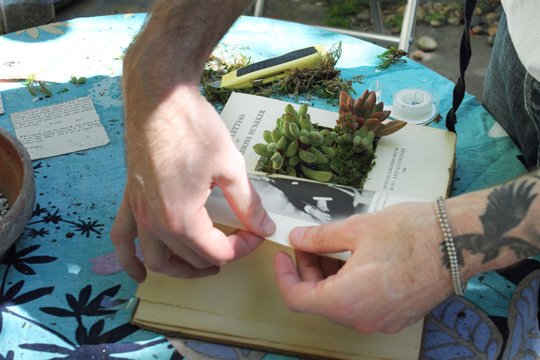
[0,13,538,359]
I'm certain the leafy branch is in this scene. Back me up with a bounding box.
[23,74,52,98]
[376,46,407,70]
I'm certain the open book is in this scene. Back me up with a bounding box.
[132,93,457,359]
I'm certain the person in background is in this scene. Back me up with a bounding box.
[111,0,540,334]
[483,1,539,169]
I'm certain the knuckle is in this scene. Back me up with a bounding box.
[160,209,186,238]
[331,298,354,320]
[352,317,382,334]
[185,255,217,269]
[203,250,232,266]
[353,321,378,334]
[311,225,330,247]
[283,297,301,313]
[109,227,123,245]
[354,316,395,334]
[383,325,403,334]
[144,256,166,273]
[244,192,264,218]
[132,208,157,233]
[337,218,358,241]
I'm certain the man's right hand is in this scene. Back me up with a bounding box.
[110,4,274,281]
[111,83,275,282]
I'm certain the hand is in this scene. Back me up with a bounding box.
[303,204,331,223]
[111,35,275,283]
[274,201,453,334]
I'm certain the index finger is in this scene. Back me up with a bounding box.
[177,205,265,265]
[110,197,146,283]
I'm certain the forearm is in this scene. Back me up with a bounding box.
[121,0,250,147]
[445,169,540,282]
[123,0,250,95]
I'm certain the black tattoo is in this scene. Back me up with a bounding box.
[445,179,539,268]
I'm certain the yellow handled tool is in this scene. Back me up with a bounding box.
[212,45,326,90]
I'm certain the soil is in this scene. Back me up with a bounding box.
[0,193,8,220]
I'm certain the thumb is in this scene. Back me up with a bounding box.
[289,220,355,254]
[218,173,276,237]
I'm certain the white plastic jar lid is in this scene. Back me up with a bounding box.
[391,88,436,124]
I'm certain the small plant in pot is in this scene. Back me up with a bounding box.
[253,90,407,188]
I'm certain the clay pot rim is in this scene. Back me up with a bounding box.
[0,128,35,227]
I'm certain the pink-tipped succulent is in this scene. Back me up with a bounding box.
[337,90,406,137]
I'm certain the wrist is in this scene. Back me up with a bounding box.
[444,191,527,281]
[403,198,478,297]
[124,84,202,133]
[124,0,251,86]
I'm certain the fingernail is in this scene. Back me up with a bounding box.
[261,215,276,235]
[290,227,305,242]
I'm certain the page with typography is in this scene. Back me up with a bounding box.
[220,92,456,201]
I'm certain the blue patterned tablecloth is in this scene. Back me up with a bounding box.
[0,13,537,360]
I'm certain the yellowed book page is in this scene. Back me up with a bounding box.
[134,241,423,360]
[363,124,456,200]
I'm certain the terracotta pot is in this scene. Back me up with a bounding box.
[0,128,35,261]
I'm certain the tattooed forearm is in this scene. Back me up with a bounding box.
[443,177,540,268]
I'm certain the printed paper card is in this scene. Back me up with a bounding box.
[10,96,109,159]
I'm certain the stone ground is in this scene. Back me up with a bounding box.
[55,0,497,102]
[254,0,497,102]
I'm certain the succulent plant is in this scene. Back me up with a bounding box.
[336,90,407,138]
[253,103,335,182]
[253,90,407,187]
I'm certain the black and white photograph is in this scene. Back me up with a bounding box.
[248,173,375,224]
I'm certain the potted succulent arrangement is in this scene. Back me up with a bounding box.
[253,90,407,188]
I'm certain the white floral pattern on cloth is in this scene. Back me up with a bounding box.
[14,22,71,39]
[88,77,124,109]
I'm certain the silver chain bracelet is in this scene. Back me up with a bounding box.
[434,196,464,296]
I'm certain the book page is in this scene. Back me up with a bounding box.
[362,124,456,200]
[134,240,424,360]
[220,92,456,200]
[220,92,337,171]
[10,96,109,160]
